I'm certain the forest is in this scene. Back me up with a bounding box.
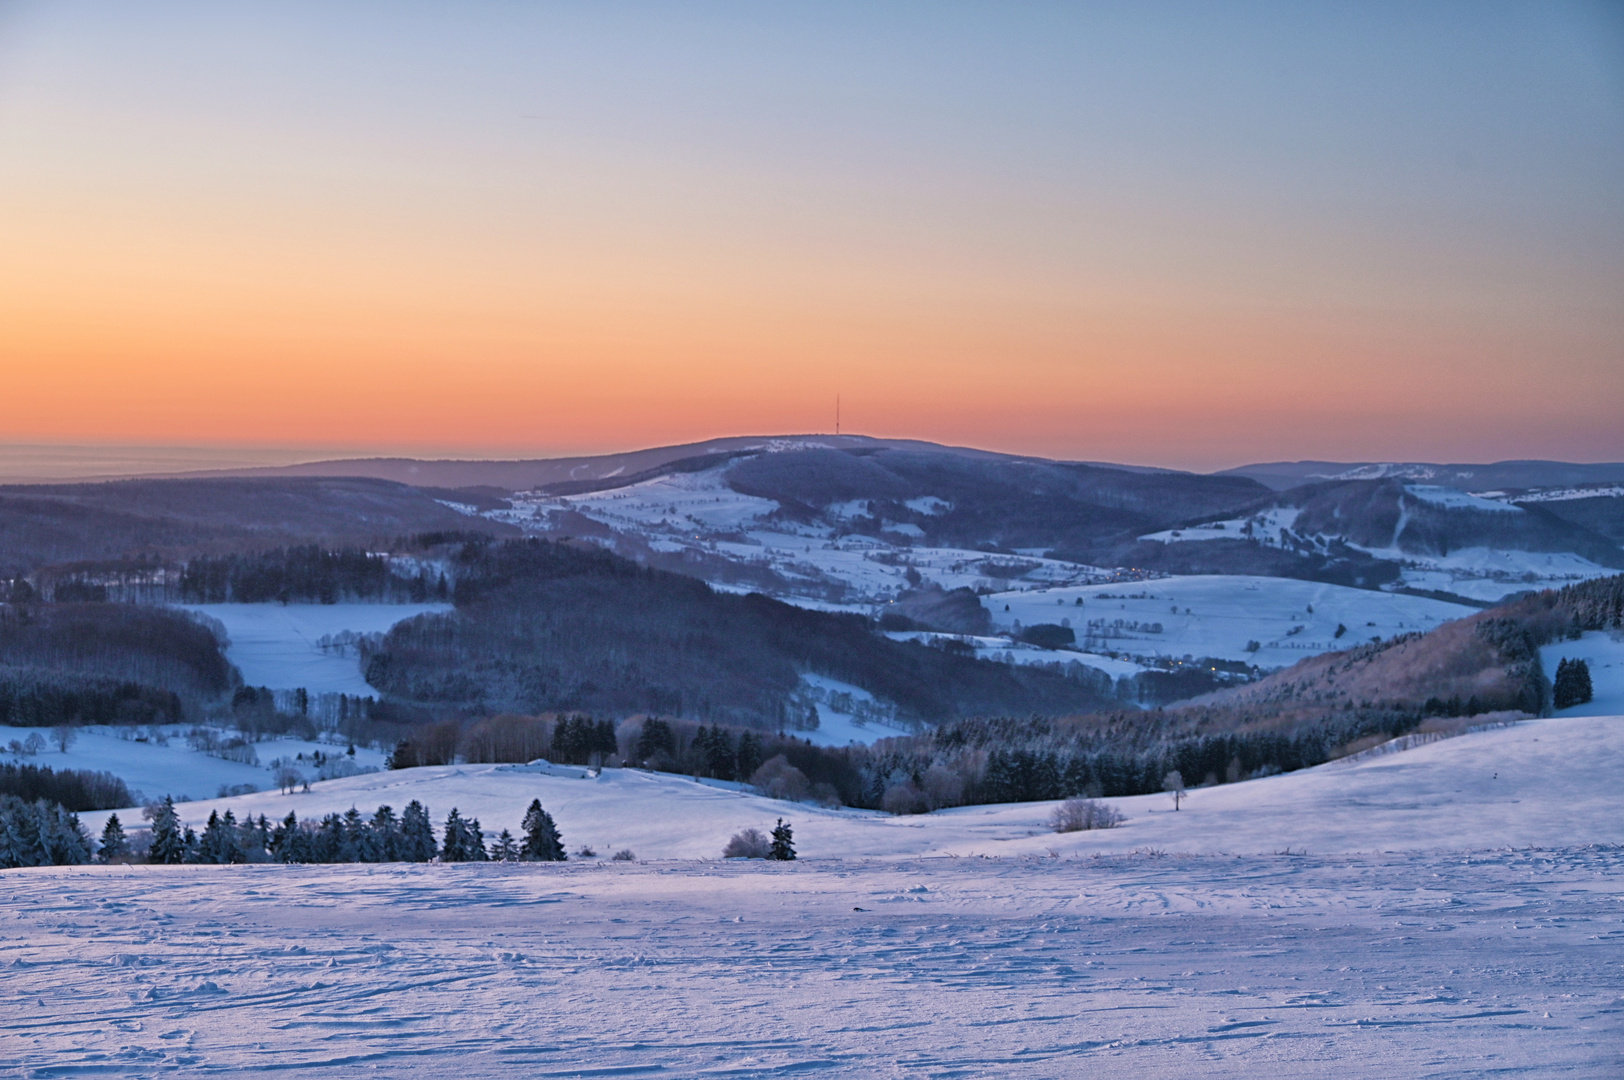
[0,603,233,726]
[366,537,1115,725]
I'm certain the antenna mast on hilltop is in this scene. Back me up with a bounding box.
[836,394,841,436]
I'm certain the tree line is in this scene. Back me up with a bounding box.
[2,795,570,870]
[178,546,448,604]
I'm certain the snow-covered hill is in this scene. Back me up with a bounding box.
[15,713,1621,1077]
[79,713,1623,859]
[988,575,1471,668]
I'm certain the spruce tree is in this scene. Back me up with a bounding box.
[314,814,344,862]
[181,825,200,863]
[521,798,565,861]
[768,818,796,861]
[148,796,184,865]
[371,805,401,861]
[98,813,128,861]
[400,800,436,862]
[467,817,489,861]
[736,731,763,781]
[340,807,366,862]
[1554,658,1594,709]
[491,829,519,861]
[270,811,298,862]
[440,808,471,862]
[636,718,674,763]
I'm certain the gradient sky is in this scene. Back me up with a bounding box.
[2,2,1621,471]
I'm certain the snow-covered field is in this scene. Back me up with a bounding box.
[77,714,1624,859]
[2,854,1618,1078]
[4,728,388,804]
[1357,547,1617,604]
[8,716,1621,1077]
[1543,631,1624,718]
[177,603,452,695]
[988,576,1472,668]
[1137,500,1619,603]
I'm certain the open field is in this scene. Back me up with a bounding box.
[2,849,1619,1078]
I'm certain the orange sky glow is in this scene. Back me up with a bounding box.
[2,4,1620,471]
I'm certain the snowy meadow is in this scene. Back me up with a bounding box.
[5,714,1622,1077]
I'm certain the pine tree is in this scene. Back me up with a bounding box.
[98,813,129,861]
[768,818,796,861]
[181,825,200,863]
[1554,658,1594,709]
[313,814,345,862]
[521,798,565,861]
[148,796,184,865]
[340,807,367,862]
[636,718,674,763]
[705,725,736,780]
[400,800,436,862]
[371,805,400,861]
[467,817,489,861]
[736,731,763,781]
[270,811,299,862]
[490,828,519,861]
[441,808,472,862]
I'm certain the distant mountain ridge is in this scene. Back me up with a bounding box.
[1223,459,1624,493]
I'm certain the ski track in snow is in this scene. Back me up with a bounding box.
[3,851,1621,1078]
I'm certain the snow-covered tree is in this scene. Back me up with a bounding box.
[98,813,129,861]
[768,819,796,861]
[723,827,770,858]
[1162,770,1186,811]
[400,800,436,862]
[148,796,184,864]
[440,808,474,862]
[521,799,565,861]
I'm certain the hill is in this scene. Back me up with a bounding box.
[365,537,1117,726]
[0,477,516,577]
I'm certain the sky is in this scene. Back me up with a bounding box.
[1,1,1621,473]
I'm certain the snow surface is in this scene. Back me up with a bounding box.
[10,717,1622,1077]
[1496,485,1624,504]
[1402,484,1521,513]
[176,603,451,695]
[1138,506,1302,545]
[988,575,1472,668]
[1542,631,1624,718]
[2,728,388,804]
[794,673,913,746]
[1356,547,1618,603]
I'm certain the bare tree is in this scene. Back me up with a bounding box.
[1162,770,1186,811]
[274,766,305,795]
[722,828,771,858]
[52,724,77,754]
[1050,797,1123,833]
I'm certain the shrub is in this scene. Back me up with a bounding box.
[722,828,770,858]
[1049,797,1123,833]
[750,755,812,802]
[611,848,636,861]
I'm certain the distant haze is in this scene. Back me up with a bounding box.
[1,3,1620,469]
